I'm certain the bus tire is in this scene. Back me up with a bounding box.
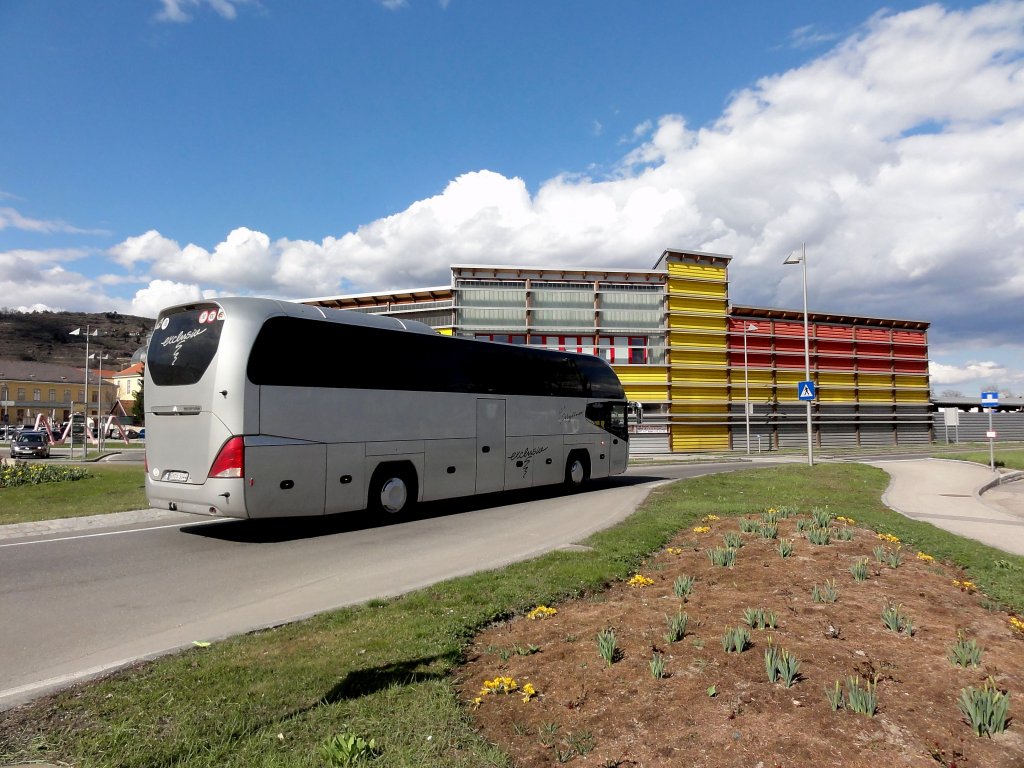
[368,463,417,516]
[564,451,590,490]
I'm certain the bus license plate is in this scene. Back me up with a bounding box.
[165,470,189,483]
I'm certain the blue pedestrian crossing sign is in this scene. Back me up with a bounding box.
[981,391,999,407]
[797,381,816,401]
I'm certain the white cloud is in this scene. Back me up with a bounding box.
[929,359,1024,395]
[57,0,1023,382]
[0,207,107,236]
[788,24,841,49]
[930,360,1008,386]
[2,247,89,263]
[108,230,182,268]
[129,280,215,318]
[155,0,251,23]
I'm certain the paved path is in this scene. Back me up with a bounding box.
[869,458,1024,556]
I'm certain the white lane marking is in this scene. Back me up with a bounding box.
[0,521,207,548]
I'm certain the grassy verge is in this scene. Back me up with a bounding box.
[1,465,1022,768]
[0,464,147,525]
[940,448,1024,470]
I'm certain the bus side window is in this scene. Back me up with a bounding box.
[610,403,628,440]
[585,401,609,430]
[586,401,628,441]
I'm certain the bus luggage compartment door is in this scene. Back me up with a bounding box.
[504,436,535,490]
[476,398,505,494]
[245,441,327,517]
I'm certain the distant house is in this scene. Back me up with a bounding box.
[0,359,111,427]
[112,362,145,421]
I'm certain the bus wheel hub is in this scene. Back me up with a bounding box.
[380,477,408,513]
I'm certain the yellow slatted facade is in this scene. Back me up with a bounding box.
[667,255,731,451]
[616,365,670,403]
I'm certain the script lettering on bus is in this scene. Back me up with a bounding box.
[507,445,549,478]
[558,408,583,423]
[160,327,207,366]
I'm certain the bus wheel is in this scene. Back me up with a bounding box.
[369,465,417,516]
[564,452,590,489]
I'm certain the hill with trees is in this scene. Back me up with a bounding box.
[0,309,153,367]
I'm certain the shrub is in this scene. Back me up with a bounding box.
[649,652,666,680]
[850,558,870,582]
[0,462,90,489]
[959,678,1011,737]
[721,626,751,654]
[881,602,915,636]
[673,575,695,599]
[743,607,778,630]
[846,675,878,716]
[723,532,744,549]
[739,518,761,533]
[707,547,737,567]
[664,611,689,643]
[811,579,838,604]
[320,733,380,767]
[597,628,618,666]
[807,527,831,546]
[811,507,834,528]
[949,634,983,668]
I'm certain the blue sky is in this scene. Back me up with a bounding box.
[2,0,1023,395]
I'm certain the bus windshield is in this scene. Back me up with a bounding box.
[149,304,225,386]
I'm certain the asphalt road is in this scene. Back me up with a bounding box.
[0,460,761,710]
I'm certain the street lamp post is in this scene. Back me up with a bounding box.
[70,326,99,459]
[91,353,110,450]
[783,244,814,467]
[742,323,759,454]
[0,373,7,433]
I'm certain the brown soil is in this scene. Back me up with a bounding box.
[456,515,1024,768]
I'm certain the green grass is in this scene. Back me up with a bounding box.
[940,448,1024,471]
[1,464,1022,768]
[0,464,147,525]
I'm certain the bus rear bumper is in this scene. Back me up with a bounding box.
[146,476,249,519]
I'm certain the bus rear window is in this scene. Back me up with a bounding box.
[148,305,225,386]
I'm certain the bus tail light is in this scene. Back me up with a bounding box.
[209,436,245,478]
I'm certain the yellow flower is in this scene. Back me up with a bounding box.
[1009,616,1024,634]
[480,676,518,696]
[665,547,683,556]
[521,682,537,702]
[835,516,856,525]
[701,514,720,523]
[693,526,711,534]
[628,574,654,588]
[527,605,558,620]
[952,579,976,592]
[876,533,901,544]
[916,552,935,562]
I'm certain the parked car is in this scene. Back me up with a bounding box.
[10,431,51,459]
[138,428,145,440]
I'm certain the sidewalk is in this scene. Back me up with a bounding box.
[869,458,1024,557]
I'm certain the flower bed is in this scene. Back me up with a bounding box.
[0,462,90,489]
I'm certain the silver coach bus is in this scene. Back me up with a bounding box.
[144,297,629,519]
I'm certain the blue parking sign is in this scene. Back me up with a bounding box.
[981,391,999,407]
